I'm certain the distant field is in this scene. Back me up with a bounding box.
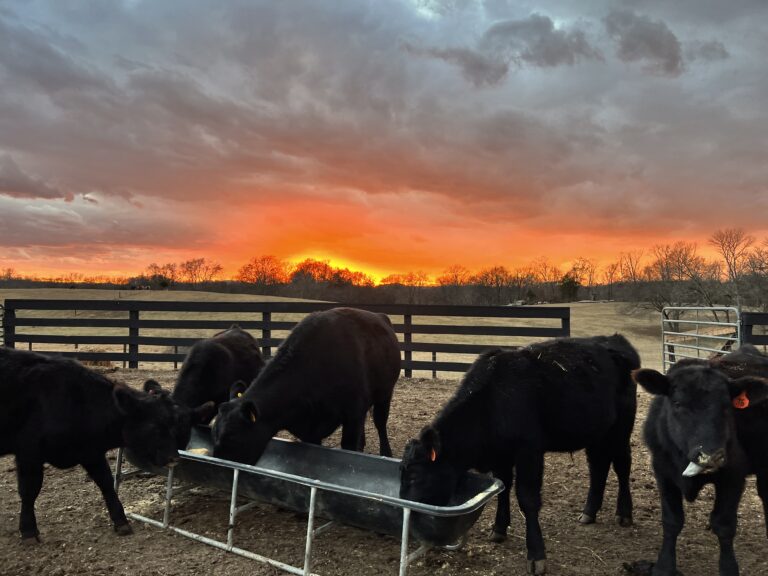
[1,288,665,371]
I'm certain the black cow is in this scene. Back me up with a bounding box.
[400,334,640,575]
[634,349,768,576]
[212,307,401,464]
[0,347,185,541]
[170,324,265,412]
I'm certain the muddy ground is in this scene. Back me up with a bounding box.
[1,370,766,576]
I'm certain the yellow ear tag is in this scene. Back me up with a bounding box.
[430,448,437,462]
[236,392,243,398]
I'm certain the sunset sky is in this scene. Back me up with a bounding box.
[1,1,767,281]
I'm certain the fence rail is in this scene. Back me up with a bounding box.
[1,299,570,377]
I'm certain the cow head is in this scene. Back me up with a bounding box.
[399,427,460,505]
[211,381,273,464]
[113,384,181,468]
[634,363,768,477]
[143,379,216,450]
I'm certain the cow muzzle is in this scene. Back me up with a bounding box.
[682,448,726,477]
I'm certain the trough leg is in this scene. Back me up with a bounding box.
[16,457,44,541]
[303,486,318,576]
[399,507,412,576]
[82,456,131,535]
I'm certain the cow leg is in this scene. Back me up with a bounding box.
[709,476,744,576]
[756,471,768,539]
[490,465,514,543]
[15,458,44,541]
[81,456,132,535]
[652,476,684,576]
[515,449,546,575]
[340,416,365,452]
[580,445,611,525]
[611,438,634,526]
[372,400,392,457]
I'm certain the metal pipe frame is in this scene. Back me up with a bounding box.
[114,449,436,576]
[661,306,741,372]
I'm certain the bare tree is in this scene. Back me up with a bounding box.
[437,265,472,304]
[602,261,620,300]
[709,228,755,309]
[237,255,289,286]
[571,257,597,300]
[179,258,223,284]
[619,250,644,283]
[474,265,512,305]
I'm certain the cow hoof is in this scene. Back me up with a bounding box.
[114,523,133,536]
[578,513,595,525]
[20,534,41,545]
[527,559,546,575]
[489,530,507,543]
[617,514,633,527]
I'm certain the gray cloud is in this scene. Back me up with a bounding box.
[481,14,603,68]
[685,40,729,62]
[0,0,766,269]
[403,44,509,87]
[0,154,67,199]
[604,10,684,76]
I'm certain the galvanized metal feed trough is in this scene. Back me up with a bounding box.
[116,426,503,576]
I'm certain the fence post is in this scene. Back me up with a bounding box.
[432,352,436,379]
[262,311,272,359]
[404,314,412,378]
[741,314,752,346]
[128,309,139,369]
[2,305,15,348]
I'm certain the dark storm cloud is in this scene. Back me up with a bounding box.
[0,154,66,199]
[406,14,601,87]
[604,10,684,76]
[481,14,603,68]
[0,0,766,268]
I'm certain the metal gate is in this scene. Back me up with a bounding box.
[661,307,741,373]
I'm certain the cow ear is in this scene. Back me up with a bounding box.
[728,376,768,408]
[229,380,248,400]
[193,401,217,425]
[113,386,143,416]
[633,369,671,396]
[143,379,164,395]
[419,426,441,461]
[240,400,258,423]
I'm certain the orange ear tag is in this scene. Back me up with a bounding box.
[429,448,437,462]
[733,390,750,410]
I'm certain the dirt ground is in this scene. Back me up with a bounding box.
[2,367,767,576]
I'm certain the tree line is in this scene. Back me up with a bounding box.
[1,228,767,311]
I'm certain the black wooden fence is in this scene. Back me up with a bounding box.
[1,299,570,377]
[742,312,768,347]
